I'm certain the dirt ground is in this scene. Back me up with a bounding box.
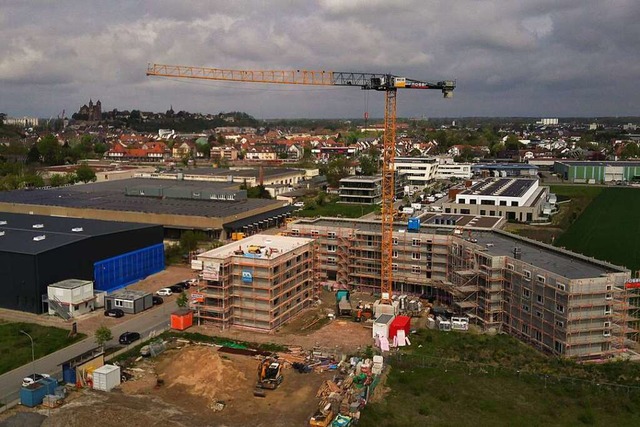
[25,344,334,427]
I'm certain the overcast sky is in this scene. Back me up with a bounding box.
[1,1,639,120]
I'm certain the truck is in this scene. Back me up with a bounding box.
[336,290,352,317]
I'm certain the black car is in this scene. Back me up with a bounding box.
[152,296,164,305]
[119,331,141,345]
[104,308,125,318]
[169,283,186,293]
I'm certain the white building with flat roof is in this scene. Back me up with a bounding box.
[443,178,549,222]
[47,279,95,318]
[393,157,438,189]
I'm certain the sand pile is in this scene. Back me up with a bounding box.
[156,345,248,400]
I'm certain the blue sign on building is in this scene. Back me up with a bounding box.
[242,271,253,283]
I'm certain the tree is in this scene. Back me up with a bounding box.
[620,143,640,160]
[37,134,62,165]
[95,325,113,348]
[176,291,188,308]
[49,174,67,187]
[75,163,97,183]
[180,230,201,253]
[26,145,40,164]
[504,134,522,151]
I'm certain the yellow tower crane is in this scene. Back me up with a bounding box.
[146,63,455,304]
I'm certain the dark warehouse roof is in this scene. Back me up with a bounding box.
[0,212,159,255]
[0,178,279,217]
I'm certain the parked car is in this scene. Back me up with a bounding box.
[156,288,172,296]
[152,296,164,305]
[119,331,141,345]
[293,201,305,208]
[104,308,125,318]
[22,373,50,387]
[169,283,186,293]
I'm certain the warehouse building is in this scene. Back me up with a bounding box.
[192,234,314,331]
[0,178,296,240]
[442,178,549,223]
[284,217,633,360]
[553,160,640,183]
[0,213,164,314]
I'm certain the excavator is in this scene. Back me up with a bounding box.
[254,357,284,397]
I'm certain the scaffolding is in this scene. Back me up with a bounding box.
[194,237,314,332]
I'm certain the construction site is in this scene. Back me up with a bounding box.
[284,217,636,360]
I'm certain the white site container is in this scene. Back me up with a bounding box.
[92,365,121,392]
[373,314,395,340]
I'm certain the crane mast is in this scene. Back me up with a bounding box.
[147,63,455,304]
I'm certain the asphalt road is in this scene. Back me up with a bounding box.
[0,300,178,404]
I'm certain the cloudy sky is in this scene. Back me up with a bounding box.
[1,0,638,120]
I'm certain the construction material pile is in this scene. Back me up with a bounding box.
[276,346,339,374]
[311,355,384,425]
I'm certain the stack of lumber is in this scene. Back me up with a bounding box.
[316,380,341,398]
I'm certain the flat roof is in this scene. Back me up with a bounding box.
[0,178,279,218]
[180,167,303,178]
[107,289,150,300]
[461,178,536,197]
[472,231,623,279]
[341,175,381,182]
[288,217,623,279]
[473,163,539,170]
[199,234,313,260]
[0,212,159,255]
[49,279,92,289]
[555,161,640,167]
[223,205,296,229]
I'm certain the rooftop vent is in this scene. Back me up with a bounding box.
[513,247,522,260]
[0,221,6,225]
[32,224,44,229]
[71,227,84,232]
[33,235,46,241]
[0,231,5,236]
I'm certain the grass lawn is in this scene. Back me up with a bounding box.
[295,201,377,218]
[0,322,86,375]
[360,329,640,427]
[548,185,603,230]
[555,187,640,270]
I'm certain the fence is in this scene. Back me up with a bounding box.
[387,353,640,397]
[0,325,170,414]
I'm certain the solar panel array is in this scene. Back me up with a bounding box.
[500,179,535,197]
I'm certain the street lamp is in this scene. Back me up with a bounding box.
[20,330,35,380]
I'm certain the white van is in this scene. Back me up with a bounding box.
[156,288,172,296]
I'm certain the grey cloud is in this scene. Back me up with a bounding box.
[1,1,638,118]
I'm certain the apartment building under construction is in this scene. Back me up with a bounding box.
[284,217,635,360]
[193,234,314,331]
